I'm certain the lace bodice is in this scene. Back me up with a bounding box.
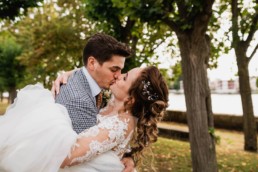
[64,113,136,167]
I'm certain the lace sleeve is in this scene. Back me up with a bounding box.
[62,115,134,167]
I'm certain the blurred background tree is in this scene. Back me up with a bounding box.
[111,1,219,171]
[230,0,258,151]
[18,1,90,87]
[0,31,24,103]
[4,0,95,88]
[171,62,182,90]
[0,0,43,20]
[83,0,173,71]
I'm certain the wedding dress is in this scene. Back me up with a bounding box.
[0,84,135,172]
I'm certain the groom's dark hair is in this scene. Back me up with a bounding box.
[82,33,131,65]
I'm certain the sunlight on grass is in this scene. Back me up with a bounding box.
[1,100,257,171]
[0,100,8,115]
[138,138,191,172]
[137,137,258,172]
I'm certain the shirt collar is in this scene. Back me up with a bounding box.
[82,67,101,97]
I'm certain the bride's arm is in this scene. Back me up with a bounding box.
[61,116,134,168]
[51,69,78,97]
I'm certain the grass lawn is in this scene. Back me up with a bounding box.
[137,136,258,172]
[138,137,191,172]
[1,101,258,171]
[0,99,8,115]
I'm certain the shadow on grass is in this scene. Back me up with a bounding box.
[1,101,257,171]
[137,137,258,172]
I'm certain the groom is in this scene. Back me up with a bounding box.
[52,33,134,171]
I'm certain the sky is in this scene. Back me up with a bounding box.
[154,0,258,81]
[208,50,258,80]
[156,48,258,81]
[154,32,258,81]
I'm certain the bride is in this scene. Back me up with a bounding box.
[0,66,168,172]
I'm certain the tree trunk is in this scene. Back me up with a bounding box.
[8,87,17,104]
[235,46,257,151]
[178,33,217,172]
[0,92,3,102]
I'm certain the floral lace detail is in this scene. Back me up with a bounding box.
[113,130,133,157]
[68,114,134,165]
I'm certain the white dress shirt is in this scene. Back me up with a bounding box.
[82,67,101,97]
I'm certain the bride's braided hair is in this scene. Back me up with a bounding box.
[124,66,169,164]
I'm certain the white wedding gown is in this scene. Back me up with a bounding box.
[0,84,135,172]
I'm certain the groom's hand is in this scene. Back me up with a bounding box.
[121,157,135,172]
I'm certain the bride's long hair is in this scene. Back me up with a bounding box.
[124,66,169,165]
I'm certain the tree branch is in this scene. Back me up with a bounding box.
[162,17,180,34]
[245,11,258,45]
[162,0,175,13]
[159,0,179,33]
[151,39,164,53]
[248,43,258,62]
[192,0,214,37]
[175,0,188,20]
[121,18,136,44]
[231,0,240,46]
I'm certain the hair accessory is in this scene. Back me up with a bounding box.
[142,80,159,100]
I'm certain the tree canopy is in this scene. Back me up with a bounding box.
[10,0,93,87]
[83,0,172,71]
[0,31,25,102]
[0,0,43,19]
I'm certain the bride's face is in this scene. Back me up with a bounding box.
[110,67,143,101]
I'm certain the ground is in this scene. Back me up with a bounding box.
[158,121,247,151]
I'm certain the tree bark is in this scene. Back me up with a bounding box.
[235,44,257,151]
[8,87,17,104]
[231,0,258,152]
[0,92,3,102]
[178,32,217,172]
[163,1,218,171]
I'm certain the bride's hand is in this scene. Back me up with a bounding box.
[51,70,74,98]
[121,157,135,172]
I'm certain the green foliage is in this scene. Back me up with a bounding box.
[0,0,43,19]
[11,0,93,88]
[173,80,180,90]
[83,0,124,39]
[158,68,172,89]
[119,0,206,29]
[110,0,222,69]
[171,62,182,90]
[209,127,221,144]
[83,0,172,71]
[231,0,258,48]
[256,78,258,88]
[208,1,231,68]
[0,31,25,91]
[238,3,257,35]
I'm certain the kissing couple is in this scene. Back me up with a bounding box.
[0,33,169,172]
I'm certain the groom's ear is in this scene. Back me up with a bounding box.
[88,56,97,71]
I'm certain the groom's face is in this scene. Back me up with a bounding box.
[91,55,125,89]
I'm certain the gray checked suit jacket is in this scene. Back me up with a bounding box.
[55,68,98,134]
